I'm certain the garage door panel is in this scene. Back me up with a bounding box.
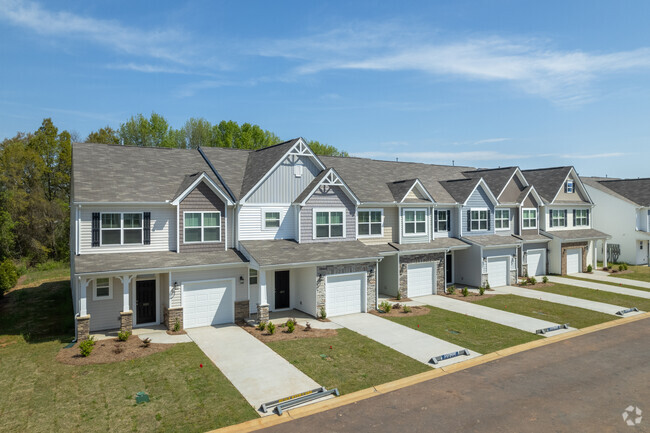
[566,249,581,274]
[527,250,546,277]
[326,273,365,317]
[407,263,436,298]
[183,280,234,328]
[487,257,508,287]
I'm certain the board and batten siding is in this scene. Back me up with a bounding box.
[247,154,321,204]
[179,181,226,252]
[300,185,356,243]
[461,186,495,236]
[358,206,398,245]
[239,205,296,241]
[79,205,175,254]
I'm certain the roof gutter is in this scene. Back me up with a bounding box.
[198,146,237,202]
[259,256,384,270]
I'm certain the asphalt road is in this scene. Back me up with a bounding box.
[261,317,650,433]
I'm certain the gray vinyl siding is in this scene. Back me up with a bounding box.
[523,242,548,253]
[483,247,516,258]
[179,181,226,252]
[495,207,516,236]
[247,154,321,204]
[87,277,123,331]
[433,207,456,238]
[300,185,356,243]
[454,244,482,287]
[462,186,495,236]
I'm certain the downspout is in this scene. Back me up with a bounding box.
[375,259,379,311]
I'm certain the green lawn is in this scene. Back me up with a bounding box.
[383,306,542,354]
[267,328,430,395]
[473,295,616,329]
[16,261,70,287]
[528,283,650,312]
[0,279,258,433]
[608,265,650,283]
[563,275,650,292]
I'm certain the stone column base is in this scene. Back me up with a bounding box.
[76,315,91,341]
[235,300,249,321]
[120,311,133,333]
[257,304,269,323]
[164,307,183,331]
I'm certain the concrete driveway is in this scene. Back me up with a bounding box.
[576,271,650,290]
[548,276,650,299]
[186,325,320,415]
[417,295,576,336]
[331,313,481,368]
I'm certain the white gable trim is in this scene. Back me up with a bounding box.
[241,138,326,203]
[171,173,234,206]
[297,168,360,206]
[550,167,593,205]
[520,186,544,208]
[463,178,499,206]
[497,168,529,200]
[400,179,435,203]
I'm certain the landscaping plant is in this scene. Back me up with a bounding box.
[257,321,266,331]
[142,337,152,348]
[117,330,131,341]
[619,264,624,272]
[79,337,96,357]
[485,282,490,291]
[529,277,537,285]
[623,263,628,270]
[587,264,593,273]
[462,287,469,297]
[379,300,392,313]
[542,276,548,284]
[305,322,312,331]
[402,305,411,314]
[446,285,455,295]
[396,291,402,301]
[173,319,181,332]
[266,322,276,335]
[319,307,327,320]
[393,303,401,310]
[286,320,295,333]
[479,286,485,296]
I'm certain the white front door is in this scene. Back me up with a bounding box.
[566,248,582,274]
[407,262,436,297]
[487,256,509,287]
[527,249,546,277]
[183,279,234,328]
[637,241,648,265]
[326,273,366,317]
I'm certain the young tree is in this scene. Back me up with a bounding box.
[86,126,119,144]
[181,118,213,149]
[308,140,349,157]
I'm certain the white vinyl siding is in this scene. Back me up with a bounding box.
[239,206,295,241]
[246,154,321,203]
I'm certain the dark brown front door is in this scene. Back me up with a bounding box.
[136,280,156,324]
[275,271,290,309]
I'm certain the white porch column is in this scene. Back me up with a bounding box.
[79,277,90,316]
[603,240,608,267]
[259,270,268,306]
[119,275,134,312]
[592,241,598,270]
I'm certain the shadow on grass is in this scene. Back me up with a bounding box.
[0,279,74,343]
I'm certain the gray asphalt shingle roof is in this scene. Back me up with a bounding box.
[521,166,573,203]
[389,237,470,252]
[462,167,517,198]
[439,178,483,204]
[543,228,610,241]
[461,235,520,247]
[584,177,650,207]
[513,233,551,243]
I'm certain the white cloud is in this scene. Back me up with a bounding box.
[473,138,510,145]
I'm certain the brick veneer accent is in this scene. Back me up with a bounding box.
[316,262,377,314]
[398,253,445,298]
[120,311,133,333]
[76,315,90,341]
[561,241,588,275]
[163,307,183,331]
[257,304,269,323]
[235,300,249,321]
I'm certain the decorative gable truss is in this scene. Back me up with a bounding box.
[295,168,360,206]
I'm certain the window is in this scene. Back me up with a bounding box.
[249,269,258,285]
[264,211,280,229]
[404,209,427,235]
[101,213,121,245]
[358,210,382,237]
[315,210,344,238]
[471,209,488,231]
[436,210,448,231]
[522,208,537,229]
[566,180,574,193]
[551,209,565,227]
[294,164,303,177]
[123,213,142,244]
[94,277,112,300]
[494,209,510,230]
[575,209,589,226]
[184,212,221,243]
[101,212,143,245]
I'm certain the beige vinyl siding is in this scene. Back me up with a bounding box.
[179,181,226,252]
[499,175,525,203]
[358,207,398,245]
[555,174,590,203]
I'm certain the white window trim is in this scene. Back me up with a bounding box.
[522,208,538,229]
[93,277,113,301]
[566,180,574,193]
[575,209,589,227]
[403,208,428,237]
[312,208,347,239]
[100,212,144,247]
[183,211,222,244]
[262,209,282,231]
[436,209,449,232]
[494,209,510,231]
[357,209,384,238]
[470,208,488,231]
[551,209,566,227]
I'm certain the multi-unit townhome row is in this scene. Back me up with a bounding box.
[70,138,610,339]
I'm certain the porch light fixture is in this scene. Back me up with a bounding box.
[239,276,244,284]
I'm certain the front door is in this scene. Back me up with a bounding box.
[446,254,453,284]
[274,271,290,309]
[136,280,156,324]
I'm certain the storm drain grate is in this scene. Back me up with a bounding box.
[535,324,569,335]
[261,387,339,415]
[616,307,639,316]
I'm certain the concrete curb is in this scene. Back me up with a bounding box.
[208,311,650,433]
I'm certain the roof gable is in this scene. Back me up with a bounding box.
[593,178,650,207]
[387,178,434,203]
[522,166,576,203]
[462,167,525,200]
[171,172,233,206]
[294,168,360,206]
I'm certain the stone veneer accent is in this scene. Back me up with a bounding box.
[257,304,269,323]
[316,262,377,314]
[120,311,133,333]
[76,315,90,341]
[163,307,184,331]
[509,269,518,285]
[520,263,528,278]
[561,241,588,275]
[398,253,445,298]
[235,300,249,321]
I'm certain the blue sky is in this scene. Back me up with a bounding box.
[1,0,649,177]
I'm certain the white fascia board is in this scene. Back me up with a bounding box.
[171,173,233,206]
[400,179,435,203]
[463,178,499,206]
[74,201,172,205]
[298,168,360,206]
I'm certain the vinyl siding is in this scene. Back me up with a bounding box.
[454,244,482,287]
[499,175,524,203]
[239,205,296,241]
[545,206,592,232]
[179,181,226,252]
[358,207,398,245]
[494,207,516,236]
[79,205,175,254]
[555,174,590,203]
[300,185,356,243]
[432,207,457,239]
[461,186,495,236]
[523,242,548,253]
[483,247,516,258]
[400,207,430,244]
[171,266,249,305]
[247,154,321,204]
[87,277,123,331]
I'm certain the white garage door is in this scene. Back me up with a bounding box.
[326,273,366,317]
[487,256,509,287]
[527,249,546,277]
[566,248,582,274]
[183,279,234,328]
[407,262,436,298]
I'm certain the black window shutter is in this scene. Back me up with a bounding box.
[564,210,568,227]
[549,210,553,228]
[92,212,100,247]
[143,212,151,245]
[467,209,471,232]
[487,209,491,231]
[573,210,576,226]
[586,210,590,225]
[434,211,438,232]
[447,210,451,232]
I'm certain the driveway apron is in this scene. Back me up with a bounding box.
[186,325,320,415]
[331,313,481,368]
[575,271,650,290]
[416,295,576,336]
[548,276,650,299]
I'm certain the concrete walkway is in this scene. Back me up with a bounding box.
[416,295,576,336]
[575,271,650,290]
[548,276,650,299]
[186,325,321,415]
[331,313,481,368]
[494,286,644,317]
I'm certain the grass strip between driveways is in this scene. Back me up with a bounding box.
[473,294,616,329]
[606,265,650,283]
[383,306,542,354]
[563,275,650,292]
[527,283,650,312]
[267,328,430,395]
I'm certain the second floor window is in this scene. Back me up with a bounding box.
[358,210,382,236]
[264,212,280,229]
[494,209,510,230]
[101,212,142,245]
[249,269,258,285]
[551,209,566,227]
[315,211,344,238]
[404,209,426,235]
[575,209,589,226]
[184,212,220,243]
[522,209,537,229]
[471,209,488,231]
[566,180,574,193]
[436,210,448,231]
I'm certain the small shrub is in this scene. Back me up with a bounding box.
[0,259,19,295]
[142,337,151,348]
[173,319,181,332]
[402,305,411,313]
[461,287,469,297]
[393,303,401,310]
[305,322,311,331]
[79,337,95,357]
[479,286,485,296]
[520,279,528,286]
[117,330,131,341]
[379,300,392,313]
[286,320,295,333]
[395,291,402,301]
[446,285,455,295]
[266,322,276,335]
[542,276,548,284]
[618,264,624,272]
[528,277,537,285]
[319,307,327,320]
[485,282,491,291]
[623,263,628,270]
[257,321,266,331]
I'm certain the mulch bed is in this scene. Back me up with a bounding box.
[166,329,187,335]
[56,336,172,365]
[370,305,430,317]
[240,323,337,342]
[604,269,633,275]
